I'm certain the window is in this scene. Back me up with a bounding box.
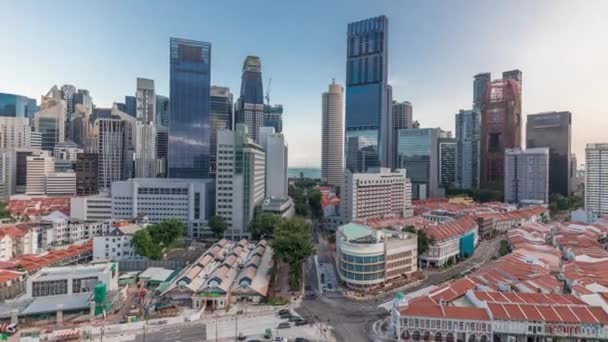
[32,279,68,297]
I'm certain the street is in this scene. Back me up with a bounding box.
[134,322,206,342]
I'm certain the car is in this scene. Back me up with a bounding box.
[295,338,310,342]
[294,319,308,326]
[247,340,261,342]
[273,337,288,342]
[288,315,302,322]
[237,333,247,340]
[278,309,290,315]
[277,322,291,329]
[279,312,292,319]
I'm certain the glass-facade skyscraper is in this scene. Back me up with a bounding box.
[396,128,440,200]
[168,37,211,179]
[455,109,481,189]
[345,15,390,172]
[0,93,37,118]
[235,56,265,143]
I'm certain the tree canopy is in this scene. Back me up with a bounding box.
[307,190,323,220]
[404,225,432,256]
[148,219,183,247]
[249,213,282,238]
[208,215,228,237]
[132,229,162,260]
[272,217,315,290]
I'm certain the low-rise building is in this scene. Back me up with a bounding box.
[419,216,479,268]
[260,197,295,218]
[34,211,110,249]
[0,225,37,261]
[0,269,26,300]
[335,223,417,289]
[70,194,112,221]
[92,222,144,261]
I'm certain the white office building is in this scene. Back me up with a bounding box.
[46,172,77,196]
[341,168,413,223]
[70,194,112,221]
[259,126,288,198]
[25,154,54,195]
[504,148,549,204]
[585,143,608,217]
[216,125,265,238]
[111,178,215,238]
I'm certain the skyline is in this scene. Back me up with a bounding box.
[2,0,608,167]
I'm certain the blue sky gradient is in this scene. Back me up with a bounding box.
[2,0,607,166]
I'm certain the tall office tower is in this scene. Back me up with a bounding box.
[526,111,572,197]
[34,98,66,152]
[259,127,288,198]
[70,104,91,149]
[73,89,93,114]
[341,168,412,222]
[473,73,491,110]
[76,153,98,196]
[504,148,549,204]
[263,104,283,133]
[392,100,413,168]
[0,93,37,118]
[345,16,390,172]
[95,116,125,192]
[395,128,440,200]
[0,117,33,149]
[168,37,211,179]
[455,109,481,189]
[124,96,136,117]
[60,84,77,140]
[585,143,608,217]
[111,105,137,180]
[571,153,578,194]
[321,80,344,186]
[0,150,13,200]
[478,70,522,191]
[216,125,265,238]
[155,95,169,177]
[235,56,265,144]
[209,86,233,178]
[439,137,456,187]
[134,78,157,178]
[25,154,54,195]
[15,150,43,193]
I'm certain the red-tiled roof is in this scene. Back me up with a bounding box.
[0,269,24,283]
[423,216,477,241]
[0,240,92,273]
[400,303,490,321]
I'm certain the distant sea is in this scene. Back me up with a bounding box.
[288,167,321,179]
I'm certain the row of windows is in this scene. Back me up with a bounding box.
[341,270,383,281]
[340,252,384,264]
[406,318,490,333]
[137,187,188,195]
[340,261,384,273]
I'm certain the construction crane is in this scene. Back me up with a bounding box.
[265,77,272,105]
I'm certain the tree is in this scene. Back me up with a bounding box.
[208,215,228,238]
[272,217,315,290]
[499,240,511,256]
[0,202,10,219]
[148,219,183,247]
[249,213,282,238]
[308,190,323,220]
[404,225,432,256]
[132,229,162,260]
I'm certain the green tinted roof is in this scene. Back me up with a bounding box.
[341,223,372,241]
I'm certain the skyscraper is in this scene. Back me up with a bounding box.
[0,117,34,149]
[259,126,288,198]
[321,80,344,187]
[455,109,481,189]
[395,128,440,200]
[61,84,77,140]
[95,116,125,192]
[263,104,283,133]
[526,111,572,197]
[168,37,211,179]
[439,137,456,188]
[585,143,608,217]
[34,99,66,152]
[75,153,98,196]
[0,93,37,118]
[478,70,522,191]
[209,86,233,178]
[134,78,157,178]
[392,100,413,168]
[504,148,549,204]
[345,15,390,172]
[124,96,136,117]
[235,56,265,143]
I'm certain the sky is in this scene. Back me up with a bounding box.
[2,0,608,167]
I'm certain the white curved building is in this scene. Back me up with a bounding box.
[336,222,417,289]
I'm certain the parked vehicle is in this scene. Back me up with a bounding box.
[277,322,291,329]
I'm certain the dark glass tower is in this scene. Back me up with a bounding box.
[168,37,211,178]
[0,93,37,118]
[235,56,264,143]
[526,111,572,197]
[345,15,390,172]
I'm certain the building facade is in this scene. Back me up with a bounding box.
[46,172,76,196]
[526,111,572,197]
[34,100,66,152]
[0,93,37,118]
[210,86,233,178]
[321,80,344,187]
[392,101,413,168]
[0,117,34,150]
[345,16,390,172]
[95,117,125,192]
[336,223,417,289]
[263,104,283,133]
[25,154,54,195]
[341,168,412,223]
[111,178,215,238]
[395,128,440,200]
[259,127,288,199]
[75,153,98,196]
[235,56,265,144]
[135,78,157,178]
[70,194,112,221]
[168,37,211,179]
[455,109,481,189]
[585,143,608,217]
[216,126,265,238]
[439,137,456,188]
[478,71,522,191]
[504,148,550,204]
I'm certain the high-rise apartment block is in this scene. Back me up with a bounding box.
[345,16,390,172]
[477,70,522,191]
[235,56,265,144]
[341,168,412,223]
[585,143,608,217]
[216,125,265,238]
[168,38,211,179]
[526,111,572,197]
[455,109,481,189]
[504,148,549,204]
[259,127,288,198]
[321,80,344,186]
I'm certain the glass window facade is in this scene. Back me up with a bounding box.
[338,250,385,282]
[0,93,37,118]
[168,38,211,179]
[345,128,379,172]
[397,128,439,199]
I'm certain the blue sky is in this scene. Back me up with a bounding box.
[2,0,607,167]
